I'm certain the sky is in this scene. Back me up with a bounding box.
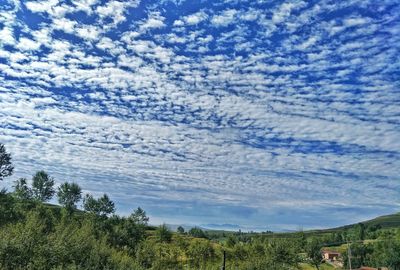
[0,0,399,231]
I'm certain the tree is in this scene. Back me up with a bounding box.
[57,182,82,211]
[0,144,13,181]
[13,178,32,200]
[343,242,370,269]
[383,241,400,270]
[109,208,150,251]
[32,171,55,202]
[355,222,366,240]
[0,192,19,226]
[130,207,149,225]
[83,193,115,217]
[306,239,322,270]
[155,224,172,243]
[189,227,207,238]
[177,226,185,234]
[269,240,300,269]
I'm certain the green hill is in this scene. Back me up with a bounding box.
[348,212,400,229]
[320,212,400,233]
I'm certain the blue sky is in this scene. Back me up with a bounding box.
[0,0,399,231]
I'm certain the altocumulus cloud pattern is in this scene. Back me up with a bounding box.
[0,0,399,230]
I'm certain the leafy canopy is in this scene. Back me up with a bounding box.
[0,144,13,181]
[83,193,115,217]
[57,182,82,210]
[32,171,55,202]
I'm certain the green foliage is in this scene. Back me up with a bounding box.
[57,182,82,211]
[363,240,400,270]
[306,238,322,270]
[0,143,13,181]
[342,242,370,269]
[32,170,55,202]
[225,235,237,248]
[268,239,300,269]
[177,225,185,234]
[156,224,172,243]
[187,238,216,268]
[0,208,141,270]
[107,209,148,252]
[189,227,207,238]
[83,193,115,217]
[131,207,149,225]
[13,177,33,200]
[0,192,20,226]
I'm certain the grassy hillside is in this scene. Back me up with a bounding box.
[336,212,400,230]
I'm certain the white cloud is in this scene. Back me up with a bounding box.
[343,17,370,27]
[140,12,166,31]
[71,0,99,14]
[183,11,208,25]
[0,27,15,45]
[96,1,127,26]
[240,9,261,21]
[272,1,307,24]
[75,25,101,41]
[25,0,60,13]
[296,36,318,50]
[211,9,237,27]
[52,18,77,33]
[166,33,186,43]
[16,37,41,51]
[173,20,184,26]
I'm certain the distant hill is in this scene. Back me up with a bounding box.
[298,212,400,237]
[332,212,400,231]
[236,212,400,240]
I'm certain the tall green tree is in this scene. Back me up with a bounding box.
[83,193,115,217]
[57,182,82,211]
[32,171,55,202]
[0,144,13,181]
[109,208,149,251]
[306,239,322,270]
[13,178,32,200]
[130,207,149,225]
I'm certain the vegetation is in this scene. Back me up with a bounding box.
[57,182,82,211]
[0,143,399,269]
[0,144,13,181]
[32,170,55,202]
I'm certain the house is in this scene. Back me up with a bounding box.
[321,250,341,261]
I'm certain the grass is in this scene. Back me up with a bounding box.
[299,263,337,270]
